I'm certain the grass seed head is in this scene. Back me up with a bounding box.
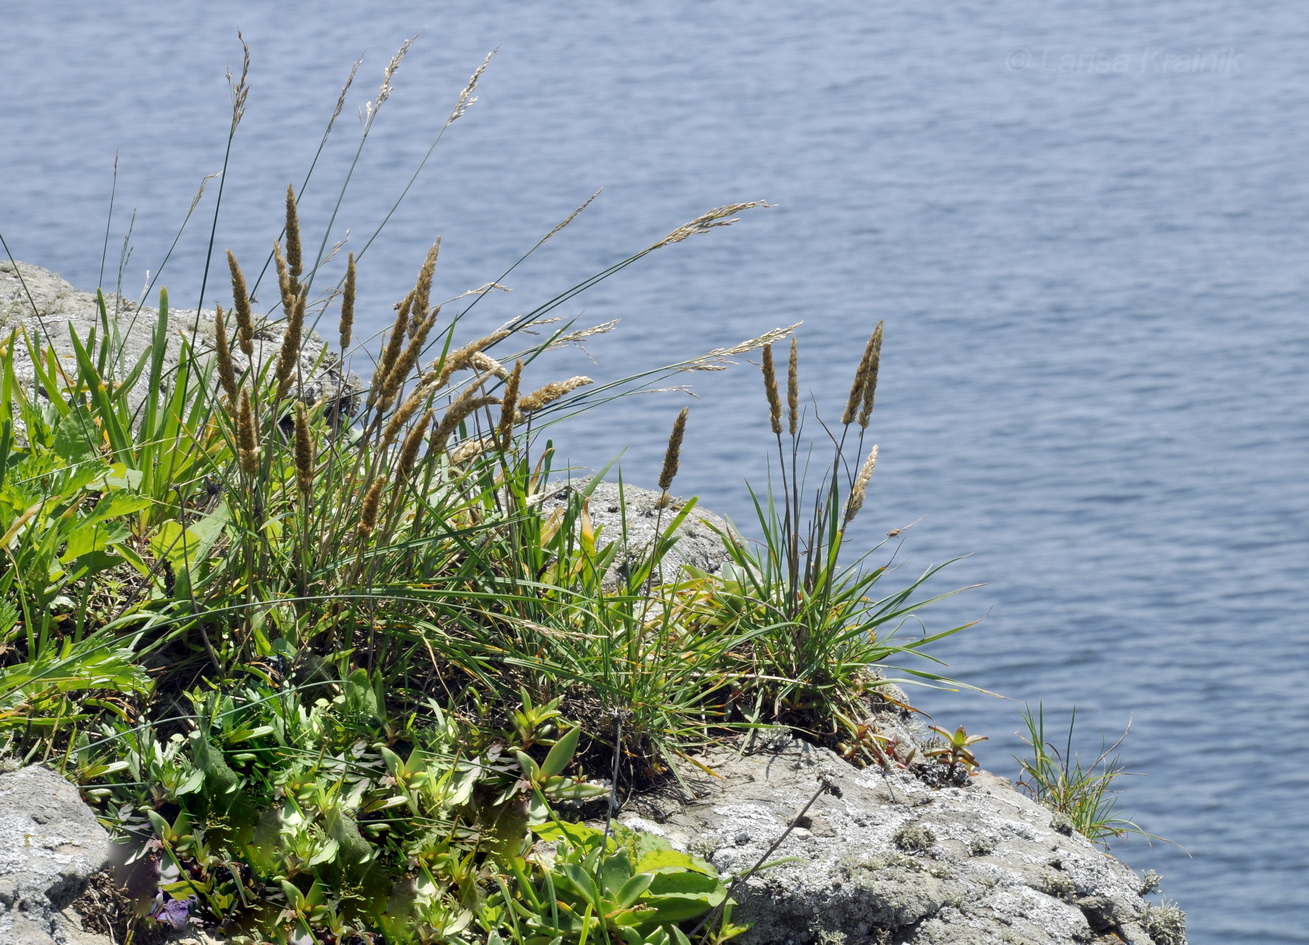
[497,359,523,449]
[294,402,315,498]
[844,444,879,524]
[284,184,302,286]
[226,250,255,359]
[787,336,800,436]
[214,304,239,404]
[275,286,306,400]
[658,407,690,498]
[358,476,385,538]
[238,389,260,476]
[339,251,356,352]
[857,322,883,428]
[761,344,782,435]
[516,376,593,414]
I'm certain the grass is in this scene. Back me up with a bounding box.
[0,38,988,945]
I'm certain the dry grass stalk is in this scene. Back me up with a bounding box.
[379,380,437,452]
[394,409,434,482]
[657,407,690,505]
[226,251,255,359]
[386,305,441,404]
[294,402,314,498]
[787,337,799,436]
[542,189,602,244]
[339,252,356,352]
[761,344,782,435]
[227,32,251,130]
[516,376,593,414]
[430,389,499,455]
[844,444,879,524]
[554,319,619,344]
[214,304,239,404]
[497,359,523,449]
[468,352,509,378]
[275,286,307,400]
[655,201,772,247]
[431,329,513,391]
[857,322,883,428]
[368,295,414,412]
[450,48,495,123]
[357,477,386,538]
[410,240,440,332]
[273,241,297,319]
[361,34,417,132]
[284,185,302,286]
[449,436,496,464]
[679,322,802,372]
[237,389,260,476]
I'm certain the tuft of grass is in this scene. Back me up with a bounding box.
[0,36,980,945]
[1014,704,1168,850]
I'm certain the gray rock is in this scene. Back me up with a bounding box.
[620,738,1180,945]
[0,766,111,945]
[536,478,737,588]
[0,260,359,434]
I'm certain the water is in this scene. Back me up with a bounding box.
[3,3,1306,942]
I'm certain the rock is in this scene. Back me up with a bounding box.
[0,261,360,433]
[0,766,111,945]
[620,737,1180,945]
[535,478,737,588]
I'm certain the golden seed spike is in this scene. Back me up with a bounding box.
[761,344,782,435]
[294,402,314,498]
[844,444,879,524]
[787,337,799,437]
[857,322,883,429]
[516,376,593,413]
[214,304,239,404]
[339,252,356,352]
[237,389,260,476]
[658,407,690,497]
[284,184,302,287]
[497,359,523,449]
[226,250,255,359]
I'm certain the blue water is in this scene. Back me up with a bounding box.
[3,4,1306,942]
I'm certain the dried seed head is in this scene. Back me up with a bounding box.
[214,304,239,404]
[542,189,602,244]
[284,184,302,286]
[275,286,306,400]
[655,201,773,248]
[339,252,356,352]
[369,294,414,413]
[358,476,386,538]
[516,376,593,414]
[227,31,251,129]
[394,409,434,482]
[388,305,441,402]
[787,337,799,437]
[380,381,436,452]
[468,351,509,378]
[658,407,690,498]
[844,323,882,426]
[449,436,496,464]
[451,48,494,123]
[430,391,499,455]
[857,322,883,429]
[273,241,296,320]
[844,444,879,524]
[497,359,523,449]
[431,329,513,392]
[226,250,255,359]
[411,239,440,330]
[294,402,315,498]
[237,389,260,476]
[761,344,782,435]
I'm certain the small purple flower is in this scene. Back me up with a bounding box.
[151,894,199,931]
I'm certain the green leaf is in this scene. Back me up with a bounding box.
[540,725,581,780]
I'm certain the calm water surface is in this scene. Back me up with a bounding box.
[3,3,1306,942]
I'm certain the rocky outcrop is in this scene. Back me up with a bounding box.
[0,766,111,945]
[536,478,737,588]
[620,735,1186,945]
[0,261,359,428]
